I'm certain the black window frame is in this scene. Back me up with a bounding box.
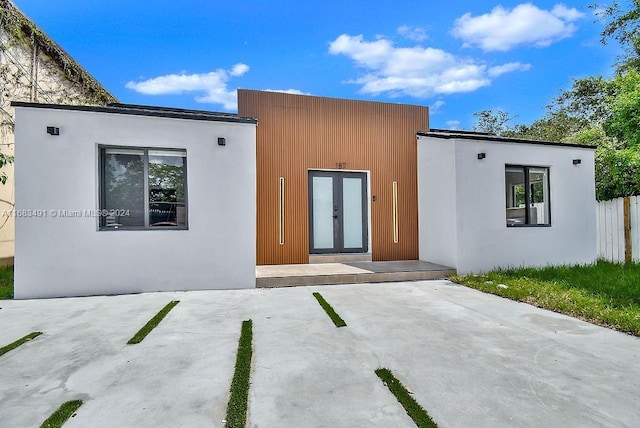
[98,145,188,231]
[505,164,551,228]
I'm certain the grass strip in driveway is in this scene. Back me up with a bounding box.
[0,331,42,358]
[450,260,640,336]
[376,368,438,428]
[225,319,253,428]
[127,300,179,344]
[313,292,346,327]
[40,399,82,428]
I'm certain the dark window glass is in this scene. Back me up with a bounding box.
[100,147,187,229]
[505,165,550,227]
[103,149,145,227]
[148,150,187,227]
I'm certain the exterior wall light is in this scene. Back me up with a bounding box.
[217,137,226,146]
[46,126,60,136]
[477,152,486,160]
[573,159,581,165]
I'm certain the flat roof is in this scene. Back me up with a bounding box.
[11,102,258,125]
[418,130,595,150]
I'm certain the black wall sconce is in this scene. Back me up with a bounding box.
[573,159,581,165]
[217,137,226,146]
[46,126,60,136]
[477,152,486,160]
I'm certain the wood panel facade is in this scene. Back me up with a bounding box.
[238,89,429,265]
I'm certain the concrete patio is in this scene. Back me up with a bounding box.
[1,280,639,427]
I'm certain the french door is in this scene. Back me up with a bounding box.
[308,171,368,254]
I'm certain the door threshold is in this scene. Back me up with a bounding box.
[308,253,372,264]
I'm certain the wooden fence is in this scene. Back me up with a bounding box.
[596,196,640,263]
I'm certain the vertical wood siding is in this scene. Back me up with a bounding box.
[238,90,429,265]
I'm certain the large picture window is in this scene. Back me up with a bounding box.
[505,165,550,227]
[99,147,187,229]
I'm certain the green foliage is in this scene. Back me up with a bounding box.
[312,292,347,327]
[450,260,640,336]
[225,320,253,428]
[550,76,614,127]
[604,70,640,146]
[0,331,42,357]
[0,264,13,299]
[471,110,516,135]
[596,144,640,200]
[375,368,439,428]
[0,153,14,185]
[40,400,83,428]
[503,112,583,142]
[127,300,179,344]
[592,0,640,72]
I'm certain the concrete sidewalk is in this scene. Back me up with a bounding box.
[0,281,639,427]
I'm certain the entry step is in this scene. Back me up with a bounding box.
[256,260,455,288]
[308,253,372,264]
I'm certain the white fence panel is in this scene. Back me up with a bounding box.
[596,198,625,263]
[630,196,640,262]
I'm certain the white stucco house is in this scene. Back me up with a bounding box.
[12,100,597,299]
[417,130,597,274]
[12,102,256,299]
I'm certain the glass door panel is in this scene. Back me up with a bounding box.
[312,176,335,250]
[342,177,363,248]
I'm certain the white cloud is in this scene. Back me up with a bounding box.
[488,62,531,77]
[263,89,311,95]
[230,63,250,76]
[125,63,249,110]
[431,100,445,112]
[452,3,585,51]
[445,120,461,130]
[328,34,529,98]
[397,25,428,41]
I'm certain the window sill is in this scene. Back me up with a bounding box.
[98,226,189,231]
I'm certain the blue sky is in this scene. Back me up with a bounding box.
[13,0,620,129]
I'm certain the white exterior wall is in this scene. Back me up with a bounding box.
[417,137,457,268]
[14,107,256,298]
[418,135,597,274]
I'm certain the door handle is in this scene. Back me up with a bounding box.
[333,215,338,219]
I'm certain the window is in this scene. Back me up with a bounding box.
[99,147,187,229]
[505,165,550,227]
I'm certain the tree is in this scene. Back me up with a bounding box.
[0,154,13,185]
[548,76,614,128]
[472,110,517,135]
[592,1,640,71]
[603,69,640,146]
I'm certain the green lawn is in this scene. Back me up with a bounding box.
[0,265,13,299]
[450,260,640,336]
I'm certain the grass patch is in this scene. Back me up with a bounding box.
[40,399,83,428]
[312,292,346,327]
[127,300,179,344]
[225,319,253,428]
[0,265,14,299]
[375,368,438,428]
[0,331,42,358]
[449,260,640,336]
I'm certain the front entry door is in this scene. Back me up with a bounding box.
[309,171,368,254]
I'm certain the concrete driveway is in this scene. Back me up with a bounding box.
[1,280,639,427]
